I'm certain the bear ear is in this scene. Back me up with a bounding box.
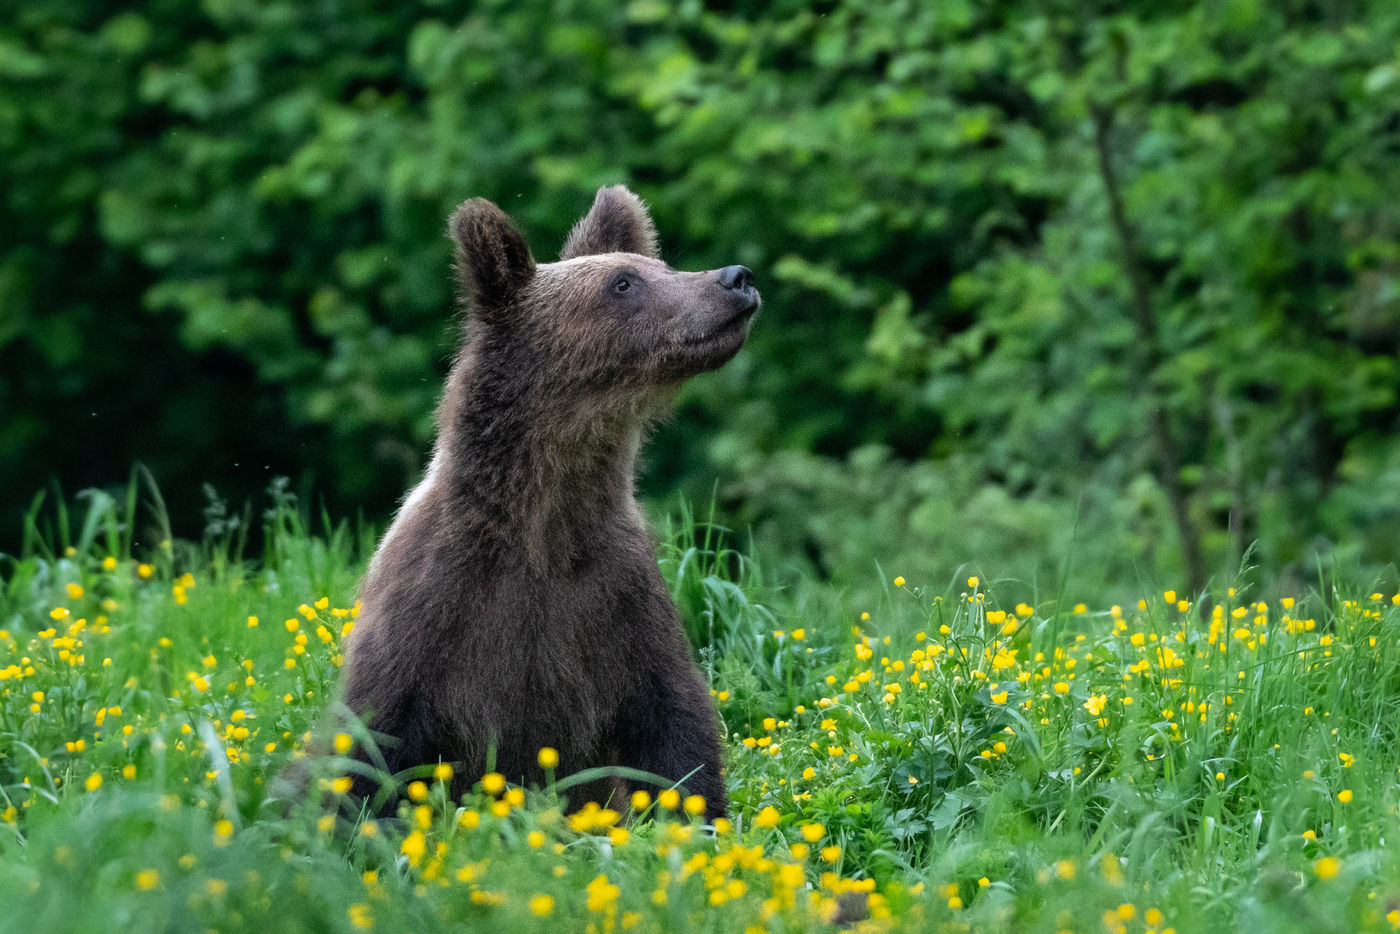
[559,185,660,260]
[448,198,537,315]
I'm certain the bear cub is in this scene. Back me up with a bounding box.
[337,186,758,819]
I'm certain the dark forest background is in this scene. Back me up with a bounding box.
[6,0,1400,603]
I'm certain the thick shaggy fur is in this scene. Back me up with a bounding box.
[337,187,759,819]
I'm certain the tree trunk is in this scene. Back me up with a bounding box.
[1089,104,1208,596]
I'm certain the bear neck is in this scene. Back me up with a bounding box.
[435,342,651,569]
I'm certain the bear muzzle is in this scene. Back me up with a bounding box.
[718,264,759,313]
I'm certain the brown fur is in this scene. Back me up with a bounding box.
[336,186,759,818]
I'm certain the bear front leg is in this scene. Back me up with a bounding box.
[614,667,729,820]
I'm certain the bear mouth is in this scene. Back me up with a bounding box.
[689,300,759,347]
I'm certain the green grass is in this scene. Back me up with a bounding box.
[3,484,1400,933]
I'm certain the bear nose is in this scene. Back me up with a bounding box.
[718,265,754,291]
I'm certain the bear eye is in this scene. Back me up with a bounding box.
[610,274,632,294]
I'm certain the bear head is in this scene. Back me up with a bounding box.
[447,186,759,404]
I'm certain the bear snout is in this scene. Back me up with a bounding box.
[717,265,759,317]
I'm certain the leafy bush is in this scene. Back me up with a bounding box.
[7,1,1400,597]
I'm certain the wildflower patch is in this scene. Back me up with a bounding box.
[3,531,1400,931]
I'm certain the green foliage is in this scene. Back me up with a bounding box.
[6,1,1400,598]
[6,495,1400,931]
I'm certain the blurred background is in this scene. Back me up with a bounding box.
[5,0,1400,604]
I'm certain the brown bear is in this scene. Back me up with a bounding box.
[335,186,757,820]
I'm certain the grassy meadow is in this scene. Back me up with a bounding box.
[3,485,1400,933]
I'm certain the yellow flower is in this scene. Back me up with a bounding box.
[630,789,651,810]
[1053,681,1070,695]
[683,794,706,816]
[777,863,805,888]
[135,869,159,891]
[1314,856,1341,879]
[657,788,680,810]
[333,733,353,754]
[821,844,842,862]
[538,747,559,769]
[799,822,826,842]
[400,830,426,860]
[585,874,620,912]
[529,894,554,917]
[893,576,905,587]
[481,772,506,795]
[84,772,103,792]
[967,576,979,588]
[137,563,154,579]
[1337,789,1353,803]
[433,762,454,783]
[754,806,780,829]
[347,904,373,930]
